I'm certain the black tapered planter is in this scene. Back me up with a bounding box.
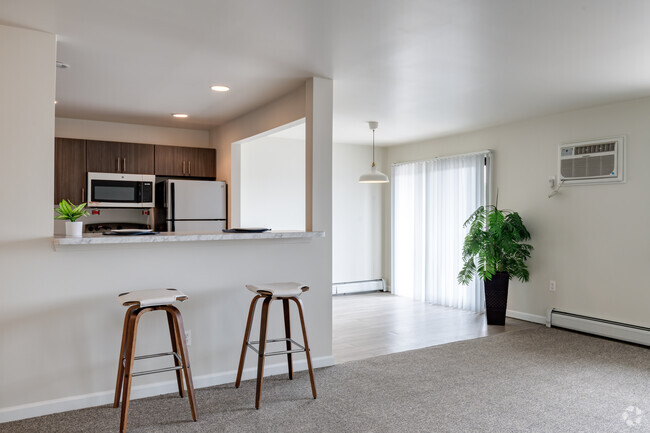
[484,271,510,325]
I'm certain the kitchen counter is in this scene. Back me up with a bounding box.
[52,230,325,248]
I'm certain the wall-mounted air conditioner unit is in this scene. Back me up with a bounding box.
[558,136,625,185]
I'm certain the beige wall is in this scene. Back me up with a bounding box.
[0,24,333,422]
[210,86,306,187]
[386,97,650,326]
[332,143,388,283]
[240,136,306,230]
[210,86,306,224]
[55,117,210,148]
[0,24,56,241]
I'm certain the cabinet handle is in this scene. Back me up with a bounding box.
[123,157,126,173]
[81,188,85,202]
[188,161,191,175]
[182,161,186,175]
[116,158,120,172]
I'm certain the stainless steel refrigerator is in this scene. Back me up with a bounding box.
[165,179,226,232]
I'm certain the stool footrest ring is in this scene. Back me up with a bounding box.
[246,337,306,356]
[134,351,181,362]
[132,365,184,377]
[122,351,184,377]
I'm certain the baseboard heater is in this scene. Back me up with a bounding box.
[332,279,386,295]
[546,308,650,347]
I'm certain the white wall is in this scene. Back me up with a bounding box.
[332,143,387,283]
[240,136,306,230]
[55,117,210,148]
[0,24,56,242]
[0,25,333,422]
[210,74,333,388]
[386,97,650,327]
[211,86,307,219]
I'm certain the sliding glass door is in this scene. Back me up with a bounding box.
[392,151,491,313]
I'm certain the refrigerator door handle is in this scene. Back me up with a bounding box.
[170,182,176,232]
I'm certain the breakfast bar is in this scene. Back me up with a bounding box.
[52,231,325,248]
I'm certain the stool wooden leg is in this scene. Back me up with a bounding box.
[291,297,317,399]
[166,306,198,422]
[113,305,138,408]
[282,299,293,380]
[255,296,272,409]
[235,295,262,388]
[166,310,185,397]
[120,308,145,433]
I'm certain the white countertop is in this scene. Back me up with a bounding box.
[52,230,325,248]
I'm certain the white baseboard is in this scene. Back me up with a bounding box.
[506,309,546,325]
[332,279,385,295]
[548,309,650,347]
[0,355,334,424]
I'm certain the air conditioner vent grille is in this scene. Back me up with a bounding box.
[575,142,616,155]
[558,136,624,184]
[560,154,616,179]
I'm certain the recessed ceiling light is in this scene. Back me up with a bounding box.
[172,113,189,118]
[54,100,58,104]
[210,85,230,92]
[55,61,70,69]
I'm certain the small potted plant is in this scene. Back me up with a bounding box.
[55,199,89,237]
[457,205,533,325]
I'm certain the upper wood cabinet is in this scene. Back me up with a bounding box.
[155,145,216,178]
[187,147,216,178]
[54,139,214,205]
[122,142,155,174]
[86,140,154,174]
[154,145,184,177]
[54,138,87,204]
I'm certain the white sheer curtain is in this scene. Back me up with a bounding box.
[392,152,490,313]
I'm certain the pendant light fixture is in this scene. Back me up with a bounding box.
[359,121,389,183]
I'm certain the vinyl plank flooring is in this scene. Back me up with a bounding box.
[333,292,539,363]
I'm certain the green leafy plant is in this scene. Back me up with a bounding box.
[458,205,533,284]
[54,199,89,222]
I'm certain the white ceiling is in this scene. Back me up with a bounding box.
[2,0,650,145]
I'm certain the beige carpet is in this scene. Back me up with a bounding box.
[3,326,650,432]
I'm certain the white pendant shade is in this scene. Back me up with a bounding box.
[359,165,389,183]
[359,120,389,184]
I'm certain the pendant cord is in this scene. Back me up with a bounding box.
[372,129,376,167]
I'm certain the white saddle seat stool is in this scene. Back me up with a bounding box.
[113,288,197,432]
[235,282,317,409]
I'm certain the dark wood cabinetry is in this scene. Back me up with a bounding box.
[154,145,216,178]
[122,142,155,174]
[186,147,216,178]
[54,138,87,204]
[87,140,154,174]
[55,139,215,205]
[154,145,184,176]
[86,140,121,173]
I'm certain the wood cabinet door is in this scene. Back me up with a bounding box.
[154,145,184,176]
[86,140,122,173]
[54,138,87,204]
[122,142,154,174]
[184,147,216,178]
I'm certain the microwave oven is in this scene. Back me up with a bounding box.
[87,172,155,208]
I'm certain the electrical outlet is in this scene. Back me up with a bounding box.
[549,280,556,292]
[185,330,192,346]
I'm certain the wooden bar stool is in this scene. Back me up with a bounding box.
[113,288,197,432]
[235,282,317,409]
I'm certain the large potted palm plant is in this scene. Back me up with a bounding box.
[457,205,533,325]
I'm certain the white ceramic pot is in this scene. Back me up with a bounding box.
[65,221,83,237]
